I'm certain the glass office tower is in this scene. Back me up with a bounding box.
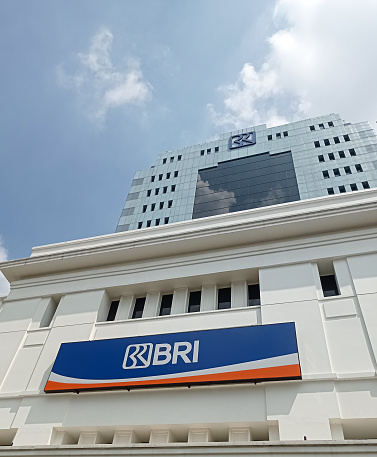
[116,113,377,232]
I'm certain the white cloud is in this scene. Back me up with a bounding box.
[58,28,152,124]
[0,237,10,298]
[209,0,377,129]
[194,175,236,215]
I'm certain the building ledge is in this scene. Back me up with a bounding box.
[1,190,377,282]
[1,440,377,456]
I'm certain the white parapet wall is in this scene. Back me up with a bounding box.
[0,191,377,453]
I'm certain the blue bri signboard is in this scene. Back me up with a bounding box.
[45,322,301,393]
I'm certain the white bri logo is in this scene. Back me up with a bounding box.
[123,341,199,369]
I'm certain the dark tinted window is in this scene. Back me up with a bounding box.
[318,155,325,162]
[344,166,351,175]
[164,217,169,224]
[159,202,164,209]
[362,181,370,189]
[159,294,173,316]
[333,168,340,177]
[319,123,325,129]
[320,275,339,297]
[178,155,182,161]
[218,288,231,310]
[327,188,334,195]
[323,171,329,178]
[188,291,201,313]
[147,190,151,197]
[349,148,356,156]
[339,185,346,193]
[146,220,151,227]
[328,153,335,160]
[339,151,345,158]
[151,176,155,182]
[132,297,145,319]
[328,121,334,127]
[355,164,363,172]
[310,125,315,131]
[268,135,272,140]
[151,203,155,211]
[248,284,261,306]
[142,205,147,213]
[344,134,350,142]
[314,141,320,148]
[163,158,167,164]
[166,172,171,179]
[350,183,358,191]
[137,222,142,229]
[192,152,300,219]
[324,139,330,146]
[106,300,119,321]
[155,218,160,226]
[333,137,340,144]
[215,147,219,152]
[283,131,288,137]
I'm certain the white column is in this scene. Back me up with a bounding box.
[330,421,344,440]
[171,288,189,315]
[201,285,217,312]
[268,422,280,441]
[231,281,248,308]
[116,295,134,320]
[143,292,161,318]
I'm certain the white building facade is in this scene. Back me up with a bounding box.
[1,189,377,455]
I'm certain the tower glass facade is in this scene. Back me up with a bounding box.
[116,113,377,232]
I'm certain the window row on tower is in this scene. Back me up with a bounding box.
[327,182,370,195]
[267,131,288,141]
[146,185,176,197]
[314,135,350,148]
[151,171,179,182]
[137,217,170,229]
[322,164,363,179]
[162,155,182,164]
[310,121,334,131]
[142,200,173,213]
[318,149,356,162]
[200,146,219,156]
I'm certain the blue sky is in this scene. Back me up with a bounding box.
[1,0,377,294]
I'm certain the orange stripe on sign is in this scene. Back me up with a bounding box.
[44,364,301,392]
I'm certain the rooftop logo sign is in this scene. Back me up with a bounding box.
[228,131,256,149]
[45,323,301,393]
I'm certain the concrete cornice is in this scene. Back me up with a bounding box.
[0,441,377,456]
[1,190,377,282]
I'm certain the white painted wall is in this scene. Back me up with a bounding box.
[0,203,377,448]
